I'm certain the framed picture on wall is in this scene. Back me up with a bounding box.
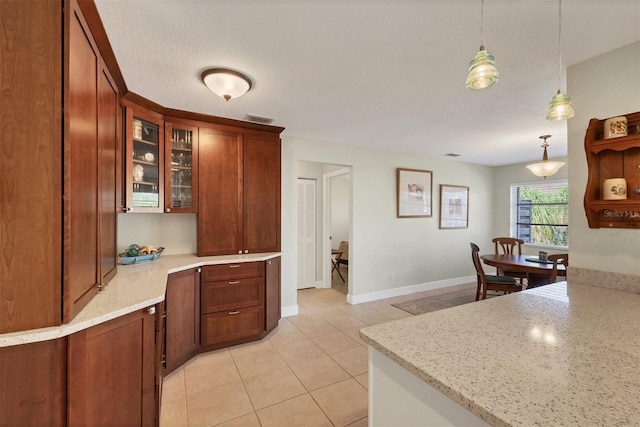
[439,184,469,229]
[397,168,432,218]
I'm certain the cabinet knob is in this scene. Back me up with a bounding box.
[165,208,171,213]
[147,306,156,315]
[244,250,249,254]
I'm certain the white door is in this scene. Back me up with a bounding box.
[297,179,316,289]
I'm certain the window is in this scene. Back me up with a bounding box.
[510,179,568,248]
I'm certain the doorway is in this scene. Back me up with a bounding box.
[323,167,351,295]
[297,161,352,296]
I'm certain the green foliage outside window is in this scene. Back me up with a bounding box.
[515,182,568,246]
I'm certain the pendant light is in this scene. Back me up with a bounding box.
[546,0,574,120]
[201,68,252,101]
[526,135,565,179]
[465,0,499,90]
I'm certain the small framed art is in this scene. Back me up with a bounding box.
[439,184,469,229]
[397,168,432,218]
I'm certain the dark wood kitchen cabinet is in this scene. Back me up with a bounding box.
[124,104,165,213]
[197,126,281,256]
[0,339,67,427]
[164,120,199,213]
[200,262,266,349]
[68,307,158,427]
[0,0,119,333]
[265,256,282,334]
[163,268,200,375]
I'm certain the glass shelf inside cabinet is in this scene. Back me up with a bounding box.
[132,118,160,208]
[170,127,194,209]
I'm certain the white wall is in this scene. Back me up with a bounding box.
[567,41,640,276]
[330,173,351,247]
[281,136,495,309]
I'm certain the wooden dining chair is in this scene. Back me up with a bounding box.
[547,253,569,283]
[492,237,527,284]
[337,241,349,269]
[470,243,523,300]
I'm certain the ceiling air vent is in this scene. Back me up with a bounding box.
[445,153,461,157]
[247,114,274,125]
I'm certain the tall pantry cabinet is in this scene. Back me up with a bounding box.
[0,0,119,332]
[198,126,281,256]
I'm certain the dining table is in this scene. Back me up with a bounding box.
[480,254,566,287]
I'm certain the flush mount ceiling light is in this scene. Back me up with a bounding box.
[465,0,499,90]
[546,0,574,120]
[526,135,565,179]
[201,68,252,101]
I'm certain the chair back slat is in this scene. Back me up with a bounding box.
[492,237,524,255]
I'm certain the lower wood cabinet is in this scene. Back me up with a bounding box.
[201,305,265,348]
[164,268,200,375]
[265,257,281,334]
[0,339,67,427]
[68,307,158,427]
[200,262,266,350]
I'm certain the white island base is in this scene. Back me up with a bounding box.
[369,347,490,427]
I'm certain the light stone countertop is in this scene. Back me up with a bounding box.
[360,282,640,427]
[0,252,281,348]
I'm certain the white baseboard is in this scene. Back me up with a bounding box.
[348,276,475,305]
[281,304,299,317]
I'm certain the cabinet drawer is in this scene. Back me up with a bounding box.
[201,277,264,314]
[200,306,264,346]
[201,262,264,282]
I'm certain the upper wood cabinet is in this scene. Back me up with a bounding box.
[584,111,640,229]
[124,105,165,213]
[198,126,282,256]
[164,120,199,213]
[0,0,119,332]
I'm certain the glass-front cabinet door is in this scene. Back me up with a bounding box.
[165,121,198,213]
[125,107,164,212]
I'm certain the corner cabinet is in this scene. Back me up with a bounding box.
[163,268,200,375]
[124,105,164,213]
[584,111,640,229]
[198,126,282,256]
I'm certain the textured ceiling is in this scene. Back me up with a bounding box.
[95,0,640,166]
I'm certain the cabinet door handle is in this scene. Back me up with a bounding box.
[229,264,240,268]
[228,281,240,285]
[228,311,240,315]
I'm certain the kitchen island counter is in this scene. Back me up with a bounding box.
[360,282,640,426]
[0,253,281,347]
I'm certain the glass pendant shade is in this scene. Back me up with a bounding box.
[526,136,564,179]
[526,161,565,178]
[546,90,575,121]
[465,46,499,90]
[201,68,252,101]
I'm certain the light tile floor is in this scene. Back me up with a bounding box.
[160,285,468,427]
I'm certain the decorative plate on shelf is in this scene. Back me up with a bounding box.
[118,247,164,264]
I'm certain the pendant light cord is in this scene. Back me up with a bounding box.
[480,0,484,47]
[557,0,562,90]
